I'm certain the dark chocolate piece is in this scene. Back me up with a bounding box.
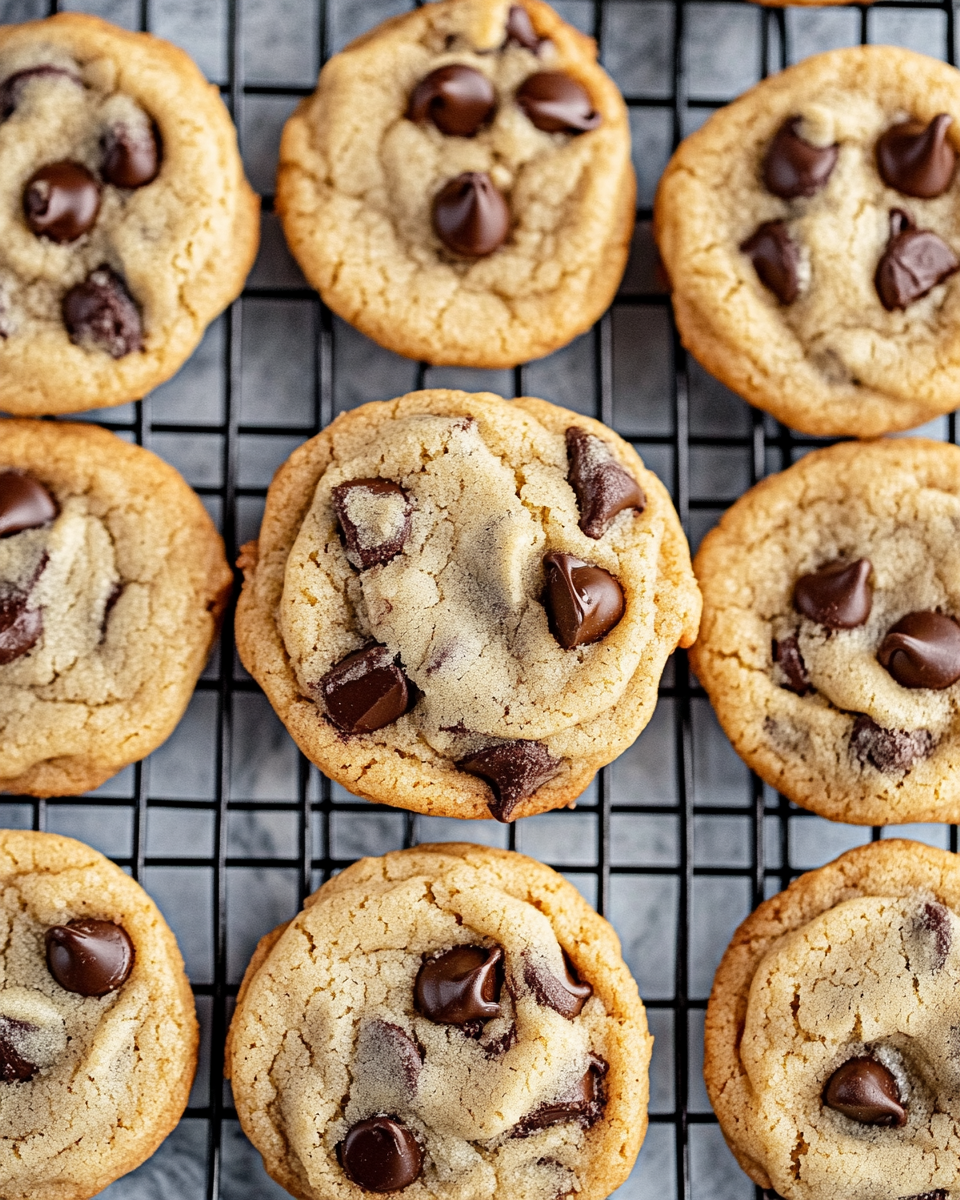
[433,172,510,257]
[24,162,101,243]
[523,950,592,1018]
[513,1057,606,1136]
[0,1018,38,1083]
[899,1192,949,1200]
[0,472,56,538]
[515,71,600,133]
[101,123,161,188]
[740,221,800,306]
[320,645,411,735]
[565,426,645,539]
[407,65,495,137]
[340,1117,423,1192]
[877,611,960,689]
[763,117,838,199]
[850,714,934,775]
[415,945,502,1027]
[772,635,811,696]
[331,478,412,569]
[356,1019,422,1097]
[823,1057,906,1126]
[62,267,142,358]
[876,208,959,311]
[45,919,134,996]
[878,114,956,199]
[0,587,42,665]
[458,740,561,821]
[543,551,624,648]
[794,558,872,630]
[0,66,80,119]
[505,5,542,51]
[919,901,952,971]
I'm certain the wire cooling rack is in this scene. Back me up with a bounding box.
[0,0,958,1196]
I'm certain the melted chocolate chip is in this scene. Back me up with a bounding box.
[850,714,935,775]
[878,114,956,199]
[763,117,838,199]
[415,945,502,1026]
[794,558,872,629]
[433,172,510,257]
[340,1117,423,1192]
[101,123,161,188]
[513,1057,607,1136]
[332,478,412,568]
[407,65,495,137]
[823,1057,906,1126]
[0,588,42,665]
[876,208,959,310]
[0,66,80,120]
[45,919,134,996]
[320,645,411,735]
[356,1019,422,1097]
[523,950,592,1018]
[24,162,101,243]
[566,427,645,539]
[919,901,952,971]
[0,1018,37,1083]
[877,611,960,689]
[458,740,561,821]
[543,551,624,648]
[773,635,811,696]
[505,5,542,51]
[0,472,56,538]
[515,71,600,134]
[62,267,142,358]
[740,221,800,305]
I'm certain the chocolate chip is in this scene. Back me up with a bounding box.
[900,1193,949,1200]
[523,950,592,1019]
[0,66,81,120]
[332,478,412,569]
[505,5,542,51]
[415,945,502,1029]
[823,1057,906,1126]
[0,991,66,1083]
[794,558,872,629]
[878,114,956,199]
[407,65,495,137]
[458,740,561,821]
[0,587,42,665]
[772,635,811,696]
[0,1022,38,1083]
[101,122,161,188]
[62,267,142,358]
[45,919,134,996]
[876,209,959,310]
[740,221,800,305]
[0,472,56,538]
[515,71,600,133]
[543,551,624,648]
[762,117,838,199]
[433,172,510,257]
[565,427,645,539]
[877,611,960,689]
[513,1057,606,1136]
[850,714,935,775]
[340,1117,423,1192]
[355,1020,422,1097]
[319,645,411,735]
[918,901,952,970]
[24,162,101,243]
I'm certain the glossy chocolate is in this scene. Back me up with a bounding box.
[457,740,561,822]
[0,588,42,665]
[763,117,838,199]
[24,162,101,243]
[515,71,600,133]
[772,635,811,695]
[341,1117,423,1192]
[523,950,592,1018]
[876,208,959,310]
[877,114,956,199]
[566,426,645,539]
[407,65,495,137]
[877,611,960,689]
[62,267,142,358]
[320,646,411,734]
[102,123,161,188]
[794,558,872,629]
[823,1057,906,1126]
[433,172,510,257]
[505,5,542,51]
[850,714,935,775]
[331,478,412,568]
[415,945,502,1026]
[45,919,134,996]
[0,472,56,538]
[740,221,800,305]
[513,1058,606,1135]
[543,551,624,648]
[0,66,80,120]
[0,1019,38,1083]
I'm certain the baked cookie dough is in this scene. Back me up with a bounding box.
[276,0,634,369]
[705,838,960,1200]
[690,437,960,826]
[0,828,197,1200]
[655,47,960,437]
[0,418,231,796]
[0,12,259,416]
[227,843,650,1200]
[235,389,700,822]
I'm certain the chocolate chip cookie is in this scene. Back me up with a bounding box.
[235,389,700,822]
[227,843,651,1200]
[0,419,231,796]
[690,437,960,826]
[0,12,259,416]
[0,828,197,1200]
[655,47,960,437]
[276,0,634,369]
[705,838,960,1200]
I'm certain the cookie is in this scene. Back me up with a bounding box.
[0,828,197,1200]
[704,838,960,1200]
[235,389,700,822]
[689,437,960,826]
[655,47,960,437]
[0,12,259,416]
[227,842,650,1200]
[275,0,634,369]
[0,418,232,796]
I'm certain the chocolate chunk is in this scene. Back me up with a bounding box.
[523,950,592,1018]
[101,123,161,188]
[513,1057,606,1136]
[0,989,66,1082]
[0,1019,38,1083]
[415,945,502,1027]
[919,901,952,970]
[773,635,811,696]
[355,1019,422,1097]
[763,117,838,199]
[900,1193,949,1200]
[45,919,134,996]
[850,714,935,775]
[505,5,542,51]
[433,172,510,257]
[319,646,411,735]
[458,740,561,821]
[407,65,496,137]
[878,114,956,199]
[515,71,600,134]
[24,162,101,243]
[740,221,800,305]
[62,267,142,358]
[340,1117,423,1192]
[543,551,624,648]
[332,478,412,568]
[0,66,80,119]
[877,611,960,689]
[823,1057,906,1126]
[0,587,42,665]
[876,209,959,310]
[0,472,56,538]
[565,426,645,539]
[794,558,872,629]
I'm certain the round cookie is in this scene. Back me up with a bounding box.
[0,828,197,1200]
[0,12,259,416]
[655,47,960,437]
[690,437,960,826]
[0,418,232,796]
[705,838,960,1200]
[275,0,634,369]
[227,842,651,1200]
[235,388,700,822]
